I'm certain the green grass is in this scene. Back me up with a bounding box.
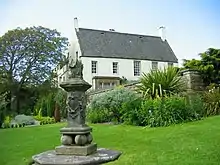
[1,116,220,165]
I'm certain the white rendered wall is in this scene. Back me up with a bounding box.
[80,56,178,88]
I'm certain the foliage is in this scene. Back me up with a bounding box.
[86,108,112,123]
[54,88,67,119]
[3,116,11,128]
[140,96,203,127]
[87,88,141,123]
[0,92,8,127]
[203,86,220,116]
[183,48,220,85]
[88,89,204,127]
[137,66,184,99]
[33,116,55,125]
[0,26,68,114]
[120,95,203,127]
[14,114,35,125]
[34,93,55,117]
[119,97,143,125]
[34,88,66,120]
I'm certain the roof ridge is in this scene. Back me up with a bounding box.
[78,28,161,39]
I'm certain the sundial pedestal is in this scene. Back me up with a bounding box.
[56,78,98,156]
[31,75,121,164]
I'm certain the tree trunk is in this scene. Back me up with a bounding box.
[54,103,61,122]
[10,91,17,114]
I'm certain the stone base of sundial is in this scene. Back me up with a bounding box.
[32,148,121,165]
[32,125,121,165]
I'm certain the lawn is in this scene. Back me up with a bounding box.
[1,116,220,165]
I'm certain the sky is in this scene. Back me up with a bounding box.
[0,0,220,66]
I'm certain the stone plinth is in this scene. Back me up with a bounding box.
[32,148,122,165]
[180,69,205,91]
[56,144,97,156]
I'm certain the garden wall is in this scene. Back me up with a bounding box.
[87,69,205,102]
[86,82,140,102]
[180,69,205,91]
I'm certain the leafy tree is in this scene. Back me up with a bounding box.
[0,26,68,114]
[183,48,220,86]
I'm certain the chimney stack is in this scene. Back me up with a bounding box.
[159,26,166,41]
[74,17,79,32]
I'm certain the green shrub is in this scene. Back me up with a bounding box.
[34,89,66,118]
[203,86,220,116]
[186,93,205,118]
[137,66,184,98]
[87,88,141,123]
[87,108,112,123]
[0,93,8,128]
[3,116,11,128]
[33,115,55,125]
[137,95,203,127]
[119,97,143,125]
[88,87,204,127]
[119,95,204,127]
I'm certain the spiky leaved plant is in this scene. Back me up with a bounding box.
[137,66,184,99]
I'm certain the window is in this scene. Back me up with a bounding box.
[91,61,97,73]
[59,76,62,82]
[168,62,173,67]
[134,61,141,76]
[103,82,111,88]
[111,82,115,86]
[113,62,118,74]
[99,82,103,89]
[63,76,65,81]
[152,61,158,70]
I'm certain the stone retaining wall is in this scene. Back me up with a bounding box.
[86,82,140,102]
[87,69,205,102]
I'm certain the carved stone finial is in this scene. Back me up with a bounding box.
[68,58,83,79]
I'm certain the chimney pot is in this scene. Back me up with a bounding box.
[159,26,166,41]
[74,17,79,32]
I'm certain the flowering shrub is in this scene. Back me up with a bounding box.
[203,86,220,116]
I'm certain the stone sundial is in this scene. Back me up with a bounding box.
[31,57,121,165]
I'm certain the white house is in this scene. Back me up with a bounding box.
[56,18,178,90]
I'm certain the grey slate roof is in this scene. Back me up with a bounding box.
[76,28,178,63]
